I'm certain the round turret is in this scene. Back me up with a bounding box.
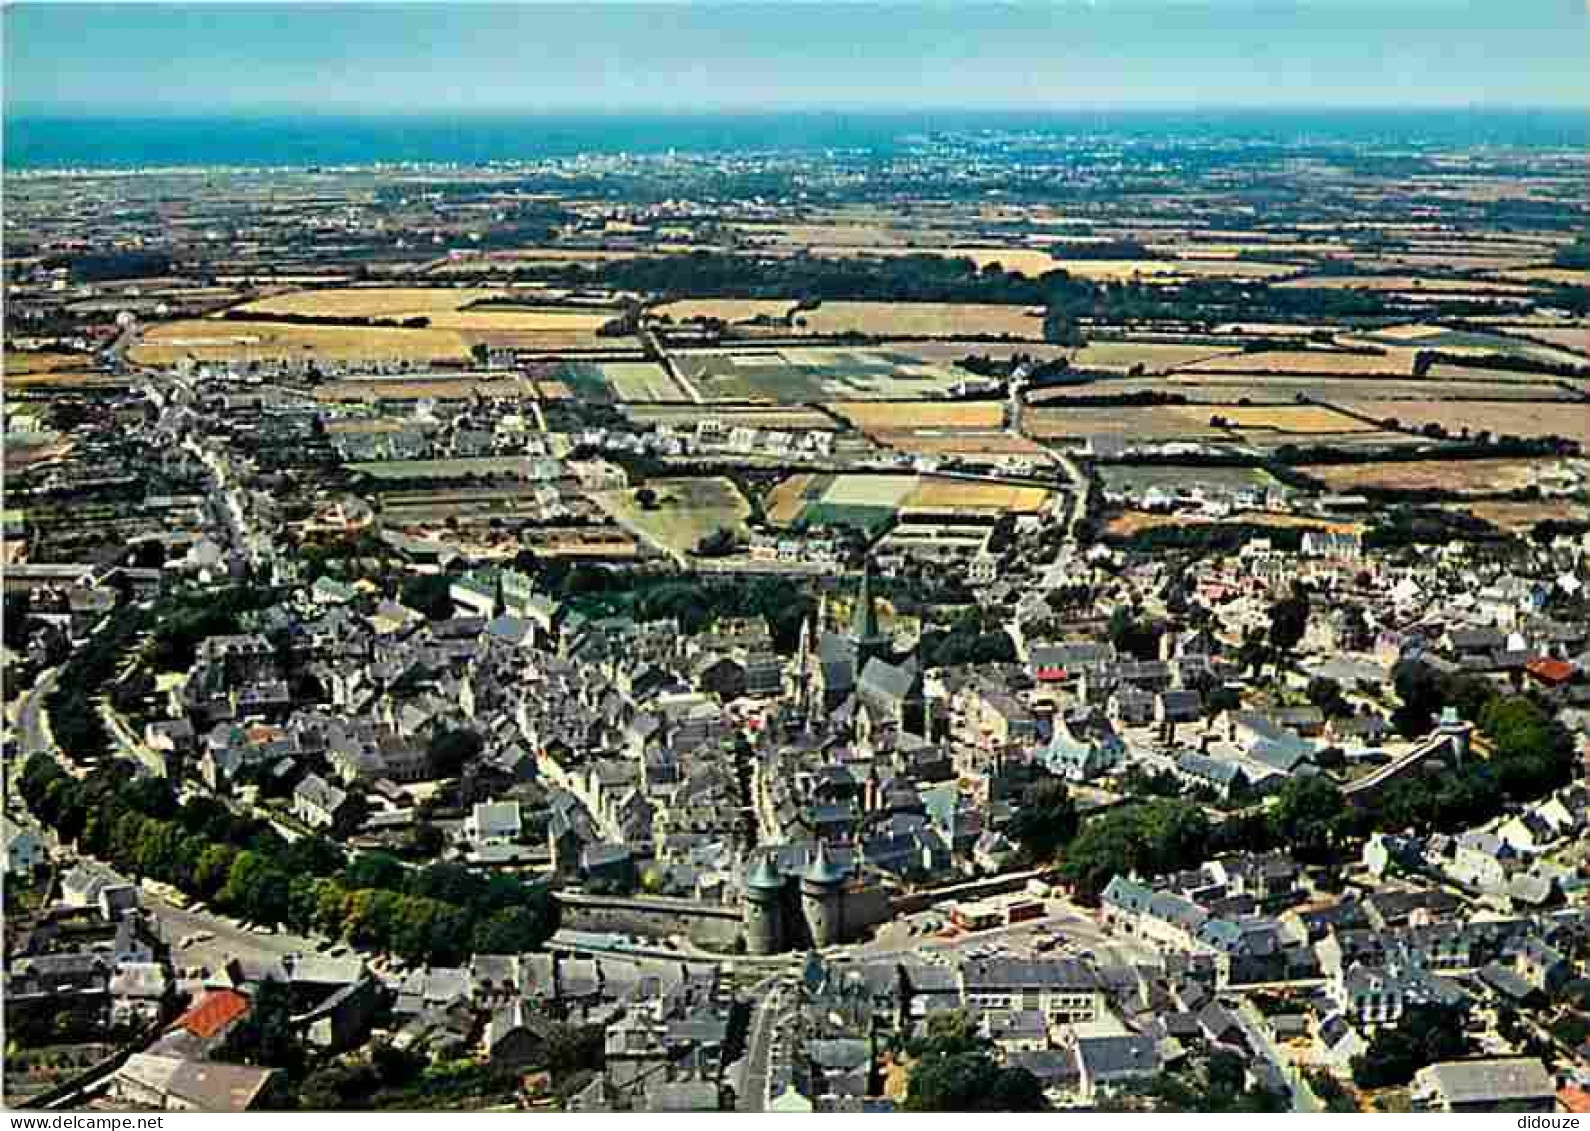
[747,852,786,895]
[801,840,848,890]
[800,841,847,949]
[743,852,786,956]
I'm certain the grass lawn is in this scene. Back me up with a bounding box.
[599,477,753,555]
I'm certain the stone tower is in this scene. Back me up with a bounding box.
[800,840,847,949]
[1436,706,1475,767]
[743,852,786,956]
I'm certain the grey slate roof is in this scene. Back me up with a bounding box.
[1419,1058,1554,1107]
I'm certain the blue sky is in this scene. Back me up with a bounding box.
[5,2,1588,116]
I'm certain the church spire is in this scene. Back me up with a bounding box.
[793,604,813,716]
[851,556,882,643]
[848,555,891,673]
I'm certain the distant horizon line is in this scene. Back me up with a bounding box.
[10,101,1583,173]
[9,103,1590,121]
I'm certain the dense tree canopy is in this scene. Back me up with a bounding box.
[1351,1004,1472,1090]
[1267,588,1310,653]
[18,756,556,965]
[1376,659,1576,834]
[1060,799,1211,903]
[1268,775,1348,863]
[1005,776,1080,864]
[1108,607,1164,662]
[400,574,455,620]
[427,727,484,779]
[903,1011,1046,1113]
[1305,676,1351,719]
[1103,1051,1287,1113]
[695,527,738,558]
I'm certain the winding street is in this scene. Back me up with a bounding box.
[9,668,328,975]
[1238,997,1322,1113]
[16,667,61,758]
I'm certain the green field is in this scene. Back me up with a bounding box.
[801,502,898,533]
[1098,465,1279,493]
[549,361,614,403]
[599,476,752,556]
[602,361,687,402]
[765,472,921,533]
[675,347,967,402]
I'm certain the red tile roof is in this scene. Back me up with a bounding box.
[173,988,251,1039]
[1527,657,1577,685]
[1559,1086,1590,1114]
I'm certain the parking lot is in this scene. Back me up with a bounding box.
[855,896,1161,968]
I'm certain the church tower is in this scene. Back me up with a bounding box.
[848,557,892,671]
[792,605,814,717]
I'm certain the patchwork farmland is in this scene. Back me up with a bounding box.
[673,347,968,402]
[1329,400,1590,447]
[1300,458,1565,495]
[764,472,1055,532]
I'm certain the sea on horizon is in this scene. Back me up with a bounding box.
[5,107,1588,171]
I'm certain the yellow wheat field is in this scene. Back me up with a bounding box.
[1067,341,1243,372]
[237,286,615,328]
[131,320,471,364]
[1333,400,1590,447]
[1024,406,1228,440]
[315,377,529,401]
[657,299,797,323]
[903,478,1053,512]
[1275,275,1535,294]
[765,474,818,524]
[1047,258,1296,282]
[234,287,501,319]
[1107,511,1365,537]
[6,351,89,374]
[1302,459,1549,494]
[1178,349,1420,376]
[831,401,1005,430]
[4,351,122,387]
[1493,268,1590,288]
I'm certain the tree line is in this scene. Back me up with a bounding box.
[18,757,556,965]
[221,310,433,330]
[45,587,284,761]
[543,249,1086,306]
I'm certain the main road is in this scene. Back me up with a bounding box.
[9,668,326,975]
[737,972,792,1112]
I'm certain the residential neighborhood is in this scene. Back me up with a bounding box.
[5,4,1590,1115]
